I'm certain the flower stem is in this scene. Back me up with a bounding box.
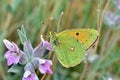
[80,61,88,80]
[94,0,111,54]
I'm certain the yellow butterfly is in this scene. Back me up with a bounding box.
[50,29,98,67]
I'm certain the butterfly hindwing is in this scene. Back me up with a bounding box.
[53,35,85,68]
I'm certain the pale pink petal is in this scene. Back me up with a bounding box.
[12,42,20,53]
[4,51,11,59]
[4,51,20,66]
[39,60,53,74]
[22,71,39,80]
[43,41,53,51]
[23,71,31,78]
[3,39,21,66]
[39,58,46,64]
[39,65,45,74]
[41,35,53,51]
[3,39,14,51]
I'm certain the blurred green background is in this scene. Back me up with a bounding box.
[0,0,120,80]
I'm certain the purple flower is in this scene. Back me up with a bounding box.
[33,35,53,57]
[32,58,53,74]
[39,59,53,74]
[23,40,33,60]
[22,63,38,80]
[41,35,53,51]
[19,51,28,65]
[22,71,38,80]
[104,11,120,27]
[3,39,21,66]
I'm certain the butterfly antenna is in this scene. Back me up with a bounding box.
[41,17,54,31]
[57,11,64,33]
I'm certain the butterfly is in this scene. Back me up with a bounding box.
[50,29,99,68]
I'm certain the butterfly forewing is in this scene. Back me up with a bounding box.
[57,29,98,50]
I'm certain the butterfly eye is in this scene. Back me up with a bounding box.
[53,39,61,46]
[53,40,58,45]
[76,32,79,36]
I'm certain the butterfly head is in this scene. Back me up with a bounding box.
[50,32,59,46]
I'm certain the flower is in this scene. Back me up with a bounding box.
[39,60,53,74]
[22,71,39,80]
[23,40,33,60]
[32,36,53,74]
[32,58,53,74]
[22,63,39,80]
[3,39,21,66]
[4,26,53,80]
[22,35,53,75]
[41,35,53,51]
[19,51,28,65]
[104,11,120,27]
[33,35,53,57]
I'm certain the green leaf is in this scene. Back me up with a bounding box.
[8,65,24,74]
[17,25,28,44]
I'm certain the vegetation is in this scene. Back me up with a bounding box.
[0,0,120,80]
